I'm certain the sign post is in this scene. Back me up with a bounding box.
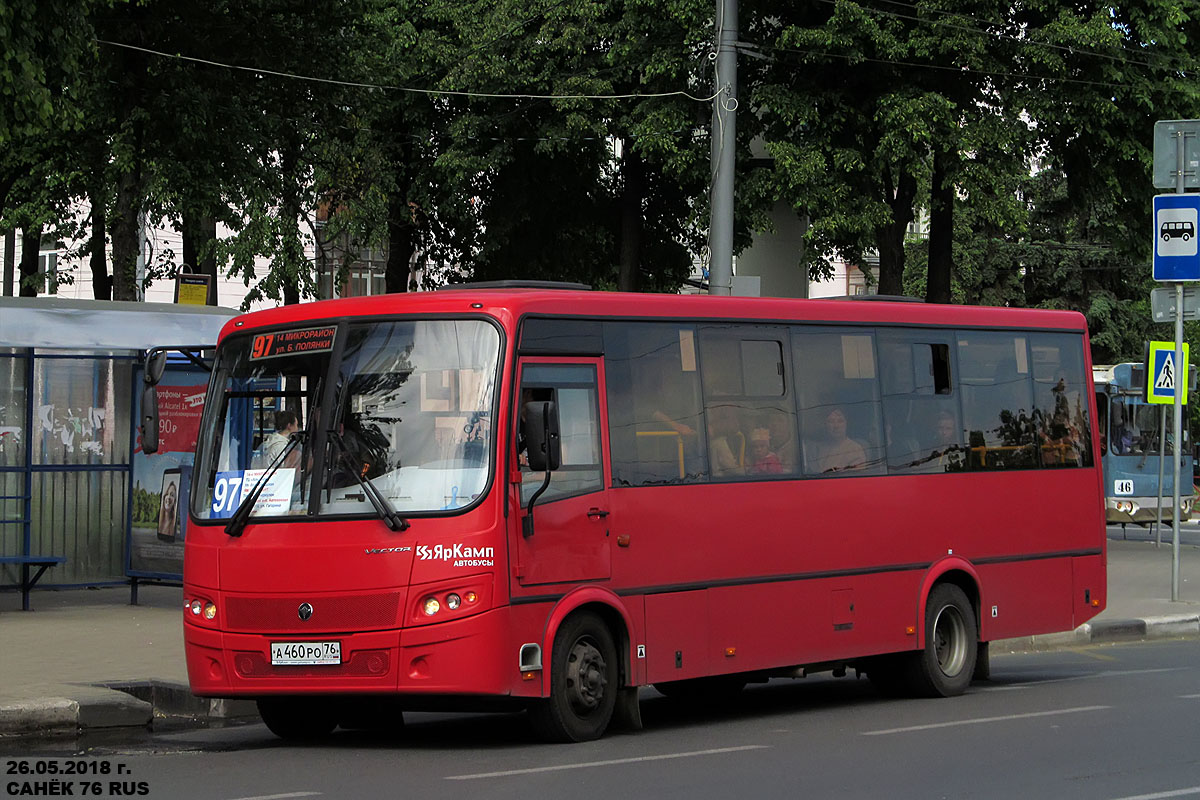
[1151,120,1200,601]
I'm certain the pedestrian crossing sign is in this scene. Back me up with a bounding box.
[1146,341,1191,404]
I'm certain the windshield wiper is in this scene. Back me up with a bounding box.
[224,432,304,537]
[327,431,410,532]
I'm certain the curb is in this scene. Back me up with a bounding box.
[0,681,257,739]
[995,613,1200,652]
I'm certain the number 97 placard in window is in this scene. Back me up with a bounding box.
[212,469,297,518]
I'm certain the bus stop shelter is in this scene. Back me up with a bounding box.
[0,297,236,606]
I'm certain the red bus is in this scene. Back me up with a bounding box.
[174,284,1106,742]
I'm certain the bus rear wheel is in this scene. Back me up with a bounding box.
[257,697,338,740]
[909,583,977,697]
[529,612,618,743]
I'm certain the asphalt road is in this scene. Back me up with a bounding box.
[5,639,1200,800]
[1109,518,1200,547]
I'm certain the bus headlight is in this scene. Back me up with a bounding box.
[422,597,441,616]
[1115,501,1134,514]
[185,595,219,625]
[446,593,461,610]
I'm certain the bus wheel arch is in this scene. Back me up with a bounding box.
[913,567,981,697]
[531,593,635,742]
[530,606,622,742]
[540,590,636,694]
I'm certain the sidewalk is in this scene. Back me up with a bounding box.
[2,536,1198,740]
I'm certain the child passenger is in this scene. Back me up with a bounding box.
[748,427,784,475]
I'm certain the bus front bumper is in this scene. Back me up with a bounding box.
[185,606,514,698]
[1107,495,1193,524]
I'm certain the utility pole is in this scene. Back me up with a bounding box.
[708,0,737,296]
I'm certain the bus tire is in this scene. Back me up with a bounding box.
[909,583,977,697]
[257,697,338,740]
[529,612,618,743]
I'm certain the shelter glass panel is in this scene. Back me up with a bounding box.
[32,356,133,466]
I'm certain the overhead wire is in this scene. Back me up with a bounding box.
[95,39,721,103]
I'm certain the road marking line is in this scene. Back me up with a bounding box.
[984,667,1187,691]
[227,794,321,800]
[1108,787,1200,800]
[1180,694,1200,699]
[862,705,1109,735]
[445,745,770,780]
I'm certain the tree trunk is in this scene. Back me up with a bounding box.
[89,185,111,300]
[19,225,42,297]
[875,169,917,297]
[926,148,954,305]
[182,212,218,304]
[2,229,14,296]
[618,147,643,292]
[280,142,303,306]
[110,168,141,301]
[385,187,416,293]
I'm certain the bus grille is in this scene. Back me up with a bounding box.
[233,649,390,678]
[224,592,402,633]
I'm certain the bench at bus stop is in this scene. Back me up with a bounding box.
[0,555,66,611]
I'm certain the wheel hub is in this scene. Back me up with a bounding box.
[933,605,967,677]
[566,638,607,713]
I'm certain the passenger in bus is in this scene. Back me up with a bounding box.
[254,410,301,469]
[1110,404,1135,454]
[707,405,744,477]
[814,407,867,472]
[748,427,783,474]
[929,410,965,471]
[763,409,798,471]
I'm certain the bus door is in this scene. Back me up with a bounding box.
[513,358,612,586]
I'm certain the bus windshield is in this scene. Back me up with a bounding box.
[191,319,501,522]
[1108,396,1180,456]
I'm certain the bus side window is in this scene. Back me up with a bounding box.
[957,332,1037,470]
[1031,334,1092,468]
[605,322,707,486]
[793,328,884,475]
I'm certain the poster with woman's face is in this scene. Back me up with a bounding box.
[157,469,181,542]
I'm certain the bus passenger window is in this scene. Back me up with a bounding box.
[957,332,1037,470]
[1031,334,1093,468]
[793,328,884,476]
[605,323,707,485]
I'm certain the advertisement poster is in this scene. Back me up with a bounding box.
[128,366,208,578]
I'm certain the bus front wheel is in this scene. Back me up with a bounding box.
[257,697,338,740]
[529,612,618,743]
[910,583,977,697]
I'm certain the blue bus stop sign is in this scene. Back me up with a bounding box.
[1153,194,1200,281]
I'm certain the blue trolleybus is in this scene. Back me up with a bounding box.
[1093,363,1193,525]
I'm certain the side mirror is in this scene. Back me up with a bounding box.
[145,349,168,386]
[141,384,160,454]
[524,400,561,472]
[140,349,168,454]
